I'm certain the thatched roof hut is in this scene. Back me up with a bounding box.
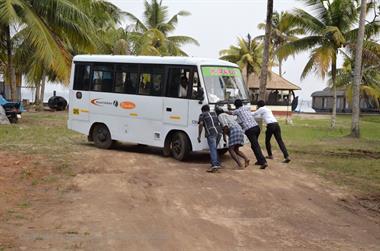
[247,72,301,91]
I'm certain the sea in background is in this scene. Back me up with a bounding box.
[21,83,315,113]
[21,84,69,103]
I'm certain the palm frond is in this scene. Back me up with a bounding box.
[277,35,323,60]
[125,11,147,32]
[288,9,326,35]
[0,0,20,24]
[167,35,199,46]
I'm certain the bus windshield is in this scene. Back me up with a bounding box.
[201,66,248,104]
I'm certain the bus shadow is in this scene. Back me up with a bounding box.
[80,142,228,165]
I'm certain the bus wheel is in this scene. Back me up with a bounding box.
[171,132,190,161]
[93,124,113,149]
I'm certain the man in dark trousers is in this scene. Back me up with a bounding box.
[198,105,222,173]
[230,99,268,169]
[252,100,291,163]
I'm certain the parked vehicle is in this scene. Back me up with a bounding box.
[68,55,250,160]
[48,96,68,111]
[0,95,24,123]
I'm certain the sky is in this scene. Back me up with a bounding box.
[108,0,328,101]
[36,0,328,104]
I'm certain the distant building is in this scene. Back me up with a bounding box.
[247,72,301,115]
[311,87,379,113]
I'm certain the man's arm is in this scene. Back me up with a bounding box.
[252,107,263,118]
[222,127,227,142]
[197,122,203,143]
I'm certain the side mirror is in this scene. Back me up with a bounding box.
[197,87,205,105]
[197,87,205,103]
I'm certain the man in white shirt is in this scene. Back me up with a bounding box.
[252,100,291,163]
[178,76,188,98]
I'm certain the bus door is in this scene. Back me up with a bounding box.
[187,69,204,129]
[163,66,195,126]
[71,63,91,121]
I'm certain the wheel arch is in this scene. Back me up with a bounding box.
[163,129,193,154]
[88,122,111,142]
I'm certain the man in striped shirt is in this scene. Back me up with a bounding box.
[230,99,268,169]
[198,105,222,173]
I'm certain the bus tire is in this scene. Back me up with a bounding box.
[171,132,190,161]
[92,124,113,149]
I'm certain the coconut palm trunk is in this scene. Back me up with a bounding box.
[38,73,46,111]
[246,67,249,87]
[279,59,283,77]
[351,0,367,138]
[6,25,17,101]
[331,54,337,128]
[259,0,273,100]
[35,83,41,105]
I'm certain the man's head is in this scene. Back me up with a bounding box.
[234,99,243,108]
[215,106,224,116]
[180,76,188,87]
[201,104,210,112]
[257,100,265,108]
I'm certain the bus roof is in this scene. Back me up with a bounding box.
[73,55,238,67]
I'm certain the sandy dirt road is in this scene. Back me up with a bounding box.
[1,144,380,251]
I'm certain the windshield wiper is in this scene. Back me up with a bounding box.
[215,100,228,105]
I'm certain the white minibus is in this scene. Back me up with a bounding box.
[68,55,251,160]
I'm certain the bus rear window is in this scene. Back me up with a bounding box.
[73,64,91,91]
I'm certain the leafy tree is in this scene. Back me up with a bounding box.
[0,0,125,107]
[0,0,98,101]
[219,35,263,85]
[125,0,199,56]
[257,11,304,77]
[74,0,126,55]
[332,42,380,113]
[278,0,379,128]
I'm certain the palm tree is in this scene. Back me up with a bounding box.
[259,0,274,101]
[351,0,367,138]
[332,42,380,116]
[75,0,126,55]
[257,11,304,77]
[278,0,379,128]
[219,34,263,85]
[125,0,199,56]
[0,0,98,101]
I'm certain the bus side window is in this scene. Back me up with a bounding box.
[114,64,138,94]
[166,67,192,99]
[91,65,114,93]
[138,65,164,96]
[73,64,91,91]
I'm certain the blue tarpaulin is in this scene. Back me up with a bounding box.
[0,95,25,112]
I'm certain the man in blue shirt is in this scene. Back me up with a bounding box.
[198,105,222,173]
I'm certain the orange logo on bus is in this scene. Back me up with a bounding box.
[90,98,100,106]
[120,101,136,110]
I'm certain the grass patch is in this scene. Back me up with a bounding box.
[277,114,380,194]
[0,112,87,156]
[1,111,379,195]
